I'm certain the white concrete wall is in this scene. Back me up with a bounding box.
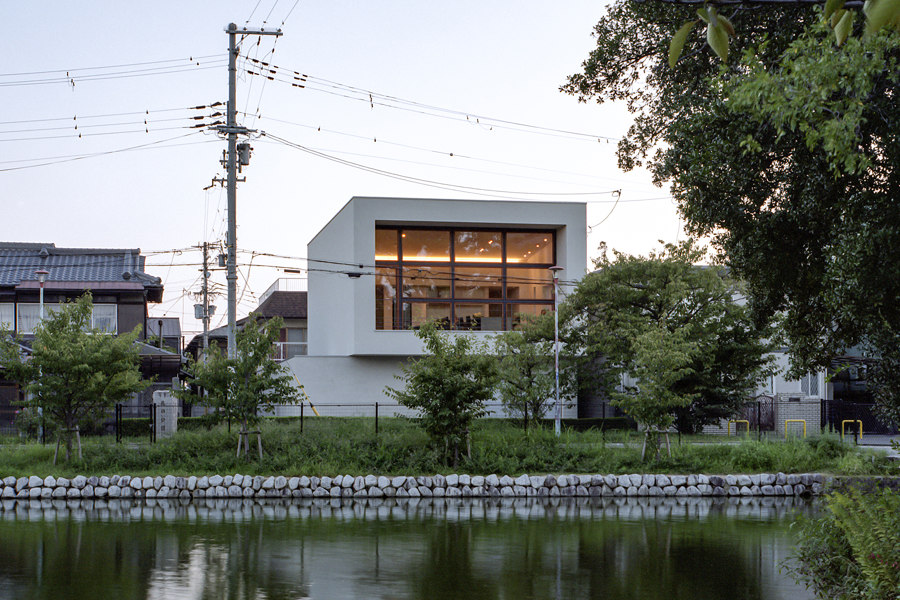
[307,202,357,356]
[280,354,578,420]
[307,196,587,357]
[281,355,408,416]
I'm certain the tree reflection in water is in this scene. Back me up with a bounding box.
[0,497,813,600]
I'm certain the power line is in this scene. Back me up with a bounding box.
[0,136,218,171]
[0,103,222,126]
[263,131,620,200]
[247,112,624,184]
[241,57,619,142]
[0,54,222,77]
[0,131,211,171]
[0,61,226,88]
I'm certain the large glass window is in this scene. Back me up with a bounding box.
[15,302,117,334]
[402,266,451,299]
[506,268,553,300]
[401,230,450,262]
[507,232,554,264]
[402,302,451,330]
[375,267,398,330]
[453,267,502,300]
[375,229,398,261]
[376,227,556,330]
[454,231,502,263]
[17,303,59,334]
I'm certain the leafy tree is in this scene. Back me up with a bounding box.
[566,4,900,415]
[0,293,146,462]
[180,315,301,460]
[663,27,900,400]
[665,0,900,63]
[612,325,697,459]
[386,322,498,466]
[562,0,813,173]
[494,328,554,431]
[561,241,775,434]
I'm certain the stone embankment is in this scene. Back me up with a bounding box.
[0,472,827,501]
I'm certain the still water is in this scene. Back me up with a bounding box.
[0,496,815,600]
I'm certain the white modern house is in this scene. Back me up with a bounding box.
[284,196,587,415]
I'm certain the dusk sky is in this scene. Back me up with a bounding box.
[2,1,682,337]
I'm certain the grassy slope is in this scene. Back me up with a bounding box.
[0,418,895,478]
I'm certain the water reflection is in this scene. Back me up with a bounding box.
[0,497,814,600]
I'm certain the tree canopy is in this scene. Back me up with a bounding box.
[181,315,301,459]
[494,328,555,432]
[0,293,146,462]
[565,3,900,388]
[386,322,497,466]
[561,241,775,434]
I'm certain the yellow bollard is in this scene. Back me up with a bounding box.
[841,419,863,441]
[784,419,807,438]
[727,419,750,436]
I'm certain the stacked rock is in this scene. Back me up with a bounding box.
[0,472,827,500]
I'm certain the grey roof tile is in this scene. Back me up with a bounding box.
[0,243,162,290]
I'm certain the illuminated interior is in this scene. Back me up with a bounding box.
[375,227,555,331]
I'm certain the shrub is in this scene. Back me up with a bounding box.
[790,488,900,599]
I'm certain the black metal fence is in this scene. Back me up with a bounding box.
[2,397,897,444]
[0,404,17,436]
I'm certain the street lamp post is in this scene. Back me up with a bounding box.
[34,269,48,444]
[548,265,564,437]
[35,270,49,323]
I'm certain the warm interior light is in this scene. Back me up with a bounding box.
[455,257,502,263]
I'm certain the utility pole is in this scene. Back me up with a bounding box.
[193,242,217,354]
[201,242,210,351]
[220,22,282,358]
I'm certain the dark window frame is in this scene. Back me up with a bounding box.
[375,226,556,330]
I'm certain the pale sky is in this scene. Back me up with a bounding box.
[1,1,682,339]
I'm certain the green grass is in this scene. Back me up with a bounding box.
[0,418,895,478]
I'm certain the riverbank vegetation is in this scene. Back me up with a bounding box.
[790,487,900,599]
[0,418,894,479]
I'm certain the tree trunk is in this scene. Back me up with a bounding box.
[257,431,263,461]
[452,439,459,468]
[242,417,250,459]
[65,415,74,462]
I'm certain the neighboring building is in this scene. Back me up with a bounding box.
[284,196,587,415]
[184,280,307,361]
[145,316,182,354]
[0,242,180,426]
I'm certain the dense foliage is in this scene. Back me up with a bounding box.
[386,322,498,466]
[566,2,900,419]
[0,294,145,462]
[0,421,893,478]
[494,328,555,431]
[790,488,900,599]
[180,315,301,459]
[561,241,775,435]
